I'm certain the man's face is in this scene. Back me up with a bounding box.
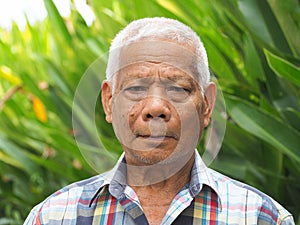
[102,41,215,166]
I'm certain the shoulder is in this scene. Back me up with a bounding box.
[208,168,295,225]
[24,174,108,225]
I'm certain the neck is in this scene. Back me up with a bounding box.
[127,152,195,193]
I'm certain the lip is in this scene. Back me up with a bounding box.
[136,134,178,140]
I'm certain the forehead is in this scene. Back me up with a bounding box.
[110,40,200,83]
[118,62,196,84]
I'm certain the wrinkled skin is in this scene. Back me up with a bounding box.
[102,40,216,168]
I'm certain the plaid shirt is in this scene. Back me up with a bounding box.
[24,151,294,225]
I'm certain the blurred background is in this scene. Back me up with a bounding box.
[0,0,299,224]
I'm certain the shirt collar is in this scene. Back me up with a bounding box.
[189,150,223,211]
[90,150,223,210]
[88,154,126,207]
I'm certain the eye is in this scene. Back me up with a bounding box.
[167,85,191,102]
[123,85,148,100]
[167,86,190,93]
[125,86,148,92]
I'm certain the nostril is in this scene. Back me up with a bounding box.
[146,113,166,119]
[159,114,166,119]
[146,114,153,119]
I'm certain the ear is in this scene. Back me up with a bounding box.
[101,80,113,123]
[202,82,216,127]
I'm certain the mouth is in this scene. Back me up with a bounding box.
[136,134,178,141]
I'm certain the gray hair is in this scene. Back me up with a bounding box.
[106,17,210,92]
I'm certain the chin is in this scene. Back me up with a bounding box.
[134,152,170,165]
[131,148,192,166]
[125,147,170,165]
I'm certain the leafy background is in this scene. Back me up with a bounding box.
[0,0,299,224]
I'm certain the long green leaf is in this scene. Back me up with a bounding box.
[238,0,274,46]
[264,49,300,87]
[226,95,300,162]
[43,0,72,44]
[267,0,300,57]
[0,134,38,174]
[238,0,292,54]
[243,34,265,90]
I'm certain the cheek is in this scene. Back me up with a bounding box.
[191,95,206,125]
[111,97,133,141]
[177,100,202,139]
[173,109,200,153]
[127,101,145,133]
[111,97,143,139]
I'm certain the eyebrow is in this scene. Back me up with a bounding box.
[118,64,199,88]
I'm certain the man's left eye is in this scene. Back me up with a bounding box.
[167,86,190,93]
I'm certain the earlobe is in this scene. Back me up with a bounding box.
[203,82,216,127]
[101,81,113,123]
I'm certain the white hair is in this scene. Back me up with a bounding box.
[106,17,210,92]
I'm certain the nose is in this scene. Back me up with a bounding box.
[142,97,171,121]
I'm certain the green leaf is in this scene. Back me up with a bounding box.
[204,38,238,84]
[238,0,274,46]
[264,49,300,87]
[43,0,72,44]
[0,152,23,169]
[280,108,300,132]
[243,34,265,90]
[0,134,38,174]
[226,95,300,162]
[156,0,197,27]
[266,0,300,57]
[238,0,292,54]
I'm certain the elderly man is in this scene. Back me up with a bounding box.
[25,18,294,225]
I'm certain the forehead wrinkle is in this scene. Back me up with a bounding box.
[160,65,198,85]
[115,65,152,92]
[116,62,200,89]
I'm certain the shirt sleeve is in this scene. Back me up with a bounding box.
[23,203,42,225]
[257,198,295,225]
[273,200,295,225]
[280,216,295,225]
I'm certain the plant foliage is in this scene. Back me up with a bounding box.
[0,0,299,224]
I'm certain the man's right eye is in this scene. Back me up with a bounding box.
[125,86,148,92]
[123,86,148,100]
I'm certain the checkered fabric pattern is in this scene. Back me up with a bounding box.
[24,151,294,225]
